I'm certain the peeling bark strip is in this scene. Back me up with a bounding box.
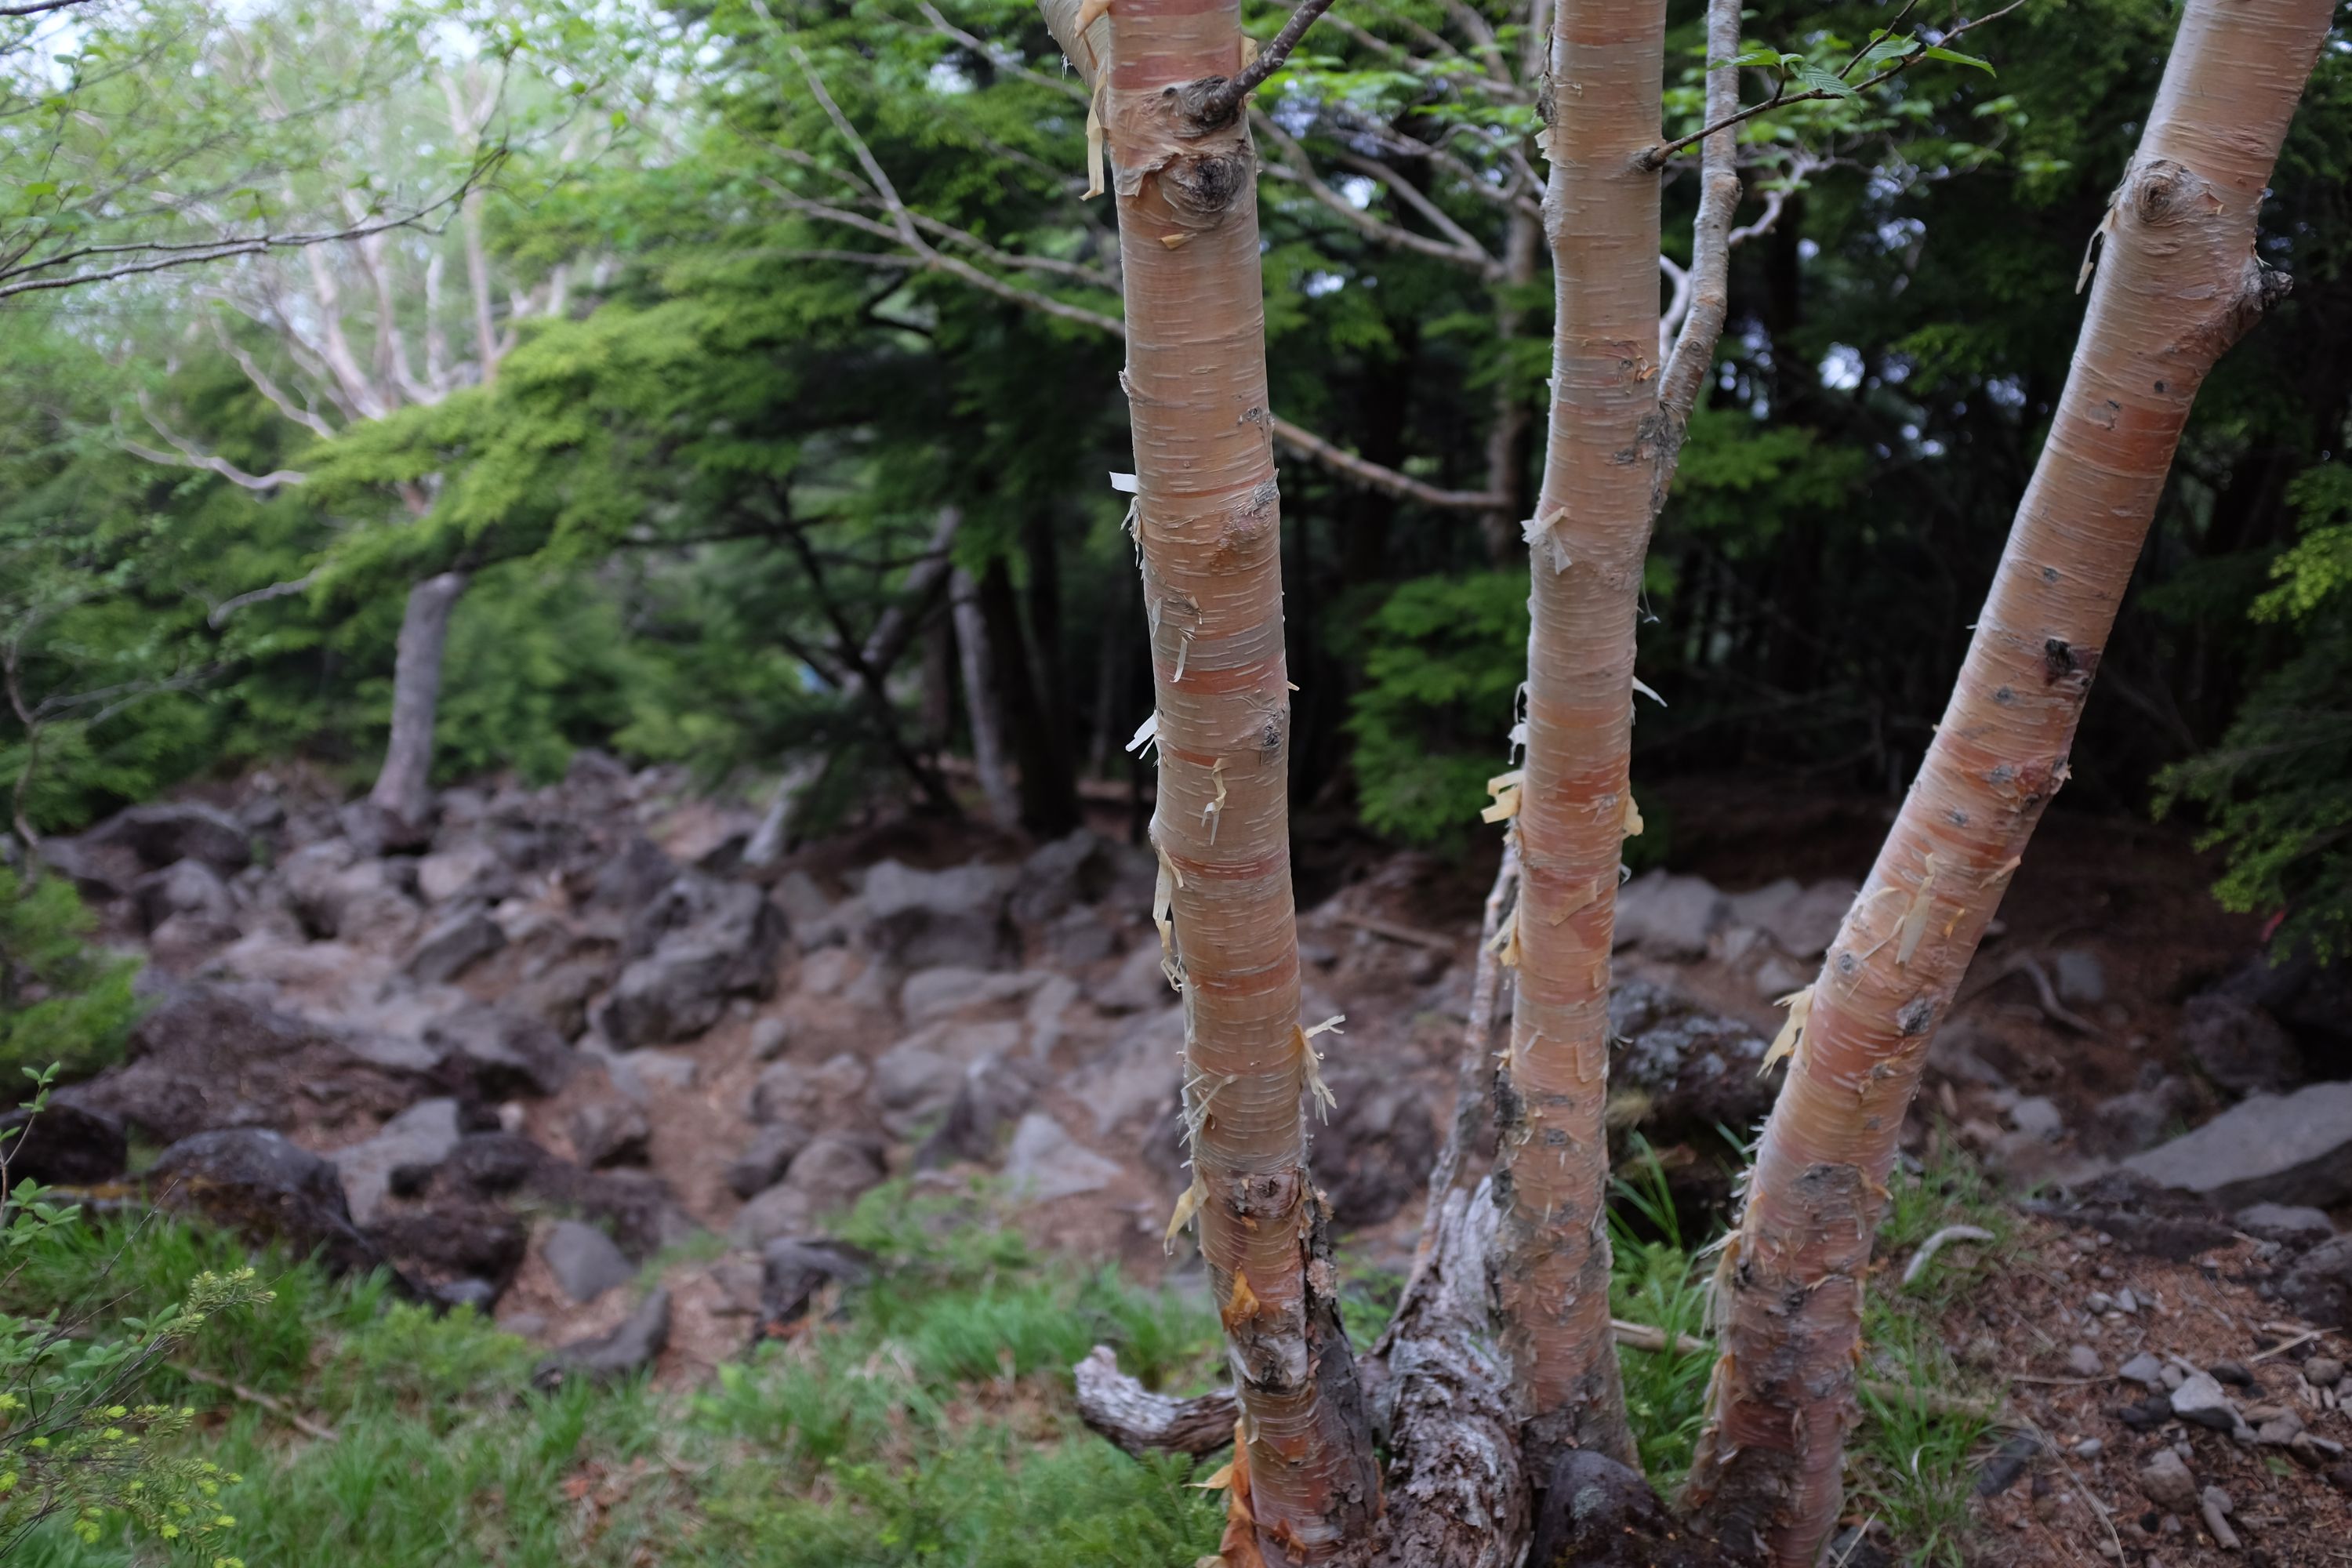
[1036,0,1378,1558]
[1494,0,1668,1472]
[1684,0,2333,1559]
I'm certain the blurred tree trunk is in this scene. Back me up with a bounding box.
[1686,0,2336,1558]
[367,571,468,844]
[978,561,1080,837]
[949,568,1019,829]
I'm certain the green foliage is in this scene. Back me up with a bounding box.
[2161,463,2352,964]
[1606,1145,1713,1487]
[0,1077,271,1566]
[1345,572,1527,845]
[0,869,137,1081]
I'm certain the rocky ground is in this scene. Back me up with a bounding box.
[21,760,2352,1561]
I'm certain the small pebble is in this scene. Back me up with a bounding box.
[2098,1263,2121,1280]
[2072,1438,2105,1460]
[2211,1359,2253,1387]
[2114,1286,2139,1313]
[2304,1356,2344,1388]
[2120,1352,2166,1388]
[2085,1291,2115,1313]
[2066,1345,2105,1377]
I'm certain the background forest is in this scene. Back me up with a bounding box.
[5,0,2352,1562]
[4,0,2346,957]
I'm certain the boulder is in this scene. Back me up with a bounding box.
[427,1004,576,1098]
[1612,872,1730,960]
[1070,1007,1185,1136]
[1042,907,1120,967]
[1759,879,1857,960]
[2082,1078,2194,1157]
[133,859,234,932]
[750,1052,870,1127]
[533,1287,669,1390]
[587,836,677,915]
[861,859,1015,970]
[2182,993,2302,1096]
[2121,1080,2352,1209]
[1088,942,1172,1014]
[406,906,507,984]
[35,833,143,902]
[760,1237,873,1326]
[1009,830,1117,925]
[542,1218,636,1302]
[0,1102,127,1186]
[1000,1111,1124,1205]
[2234,1202,2335,1245]
[871,1022,1025,1137]
[67,982,432,1145]
[570,1101,652,1169]
[768,870,834,937]
[726,1121,813,1200]
[914,1056,1038,1168]
[599,873,785,1047]
[899,966,1039,1025]
[730,1134,886,1248]
[366,1196,527,1294]
[282,844,420,949]
[415,841,515,906]
[750,1018,790,1061]
[427,1134,690,1260]
[148,1129,394,1279]
[1306,1069,1437,1228]
[331,1098,465,1225]
[87,801,251,873]
[2279,1234,2352,1328]
[1606,980,1772,1149]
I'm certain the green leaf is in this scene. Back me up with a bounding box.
[1920,45,1995,74]
[1794,66,1862,100]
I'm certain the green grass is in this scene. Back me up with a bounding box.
[2,1154,2005,1567]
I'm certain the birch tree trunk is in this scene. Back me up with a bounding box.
[950,566,1020,830]
[1490,0,1666,1473]
[1685,0,2334,1557]
[366,570,468,843]
[1035,0,1379,1557]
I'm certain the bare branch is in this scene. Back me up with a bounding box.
[1656,0,1742,433]
[1329,148,1497,263]
[1640,0,2024,168]
[1257,112,1504,279]
[206,571,318,630]
[915,0,1090,103]
[123,398,307,492]
[1269,414,1504,511]
[1197,0,1339,125]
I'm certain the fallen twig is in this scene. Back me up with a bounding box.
[176,1364,339,1442]
[1903,1224,1995,1287]
[1331,909,1463,953]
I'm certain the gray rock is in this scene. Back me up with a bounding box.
[750,1018,790,1061]
[2183,992,2302,1096]
[726,1121,813,1200]
[760,1237,873,1325]
[2169,1372,2252,1439]
[88,800,251,873]
[2071,1439,2103,1461]
[1763,879,1859,960]
[70,982,430,1145]
[149,1128,394,1279]
[428,1004,576,1098]
[599,873,785,1047]
[0,1101,126,1186]
[608,1049,697,1097]
[134,858,234,932]
[1087,942,1172,1014]
[570,1102,652,1169]
[1009,830,1116,926]
[900,965,1039,1024]
[332,1098,464,1225]
[2084,1078,2193,1156]
[2010,1096,2065,1141]
[586,835,677,914]
[2122,1080,2352,1208]
[2303,1356,2344,1388]
[2064,1345,2103,1377]
[407,906,506,984]
[1607,980,1772,1147]
[1612,871,1730,960]
[750,1052,869,1126]
[2279,1234,2352,1328]
[1072,1007,1185,1136]
[2234,1202,2335,1244]
[1043,907,1120,967]
[415,842,514,906]
[769,870,833,937]
[872,1022,1025,1136]
[861,859,1015,970]
[533,1286,669,1389]
[1001,1112,1124,1204]
[914,1056,1037,1168]
[1311,1066,1439,1228]
[542,1218,636,1302]
[1725,878,1802,934]
[2053,949,2107,1006]
[730,1134,886,1247]
[2137,1449,2198,1513]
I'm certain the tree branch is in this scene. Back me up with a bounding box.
[1196,0,1339,125]
[1257,114,1504,279]
[1656,0,1742,433]
[122,398,307,492]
